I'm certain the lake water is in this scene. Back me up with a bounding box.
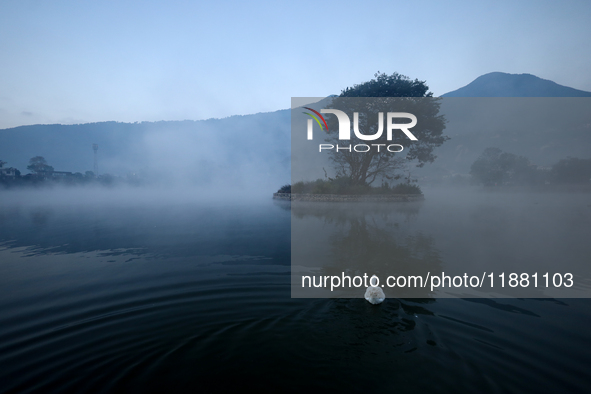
[0,188,590,393]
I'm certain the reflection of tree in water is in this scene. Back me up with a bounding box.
[272,199,291,212]
[328,216,442,298]
[291,202,441,348]
[292,202,442,298]
[291,201,421,224]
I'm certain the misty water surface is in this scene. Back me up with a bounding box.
[0,186,590,393]
[292,187,591,298]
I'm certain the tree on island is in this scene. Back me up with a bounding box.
[323,72,448,186]
[27,156,54,175]
[0,160,6,168]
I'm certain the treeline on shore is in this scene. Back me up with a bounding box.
[279,148,591,195]
[468,148,591,187]
[0,156,144,188]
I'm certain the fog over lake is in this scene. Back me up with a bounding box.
[1,184,590,392]
[291,186,591,298]
[1,96,590,393]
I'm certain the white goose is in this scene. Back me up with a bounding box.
[364,275,385,304]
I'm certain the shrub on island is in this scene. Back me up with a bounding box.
[276,178,422,195]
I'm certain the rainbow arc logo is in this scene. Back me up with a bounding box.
[303,107,328,139]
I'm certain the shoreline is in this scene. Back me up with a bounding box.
[272,193,424,202]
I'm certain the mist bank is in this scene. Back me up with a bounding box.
[0,110,290,193]
[412,98,591,182]
[0,182,278,208]
[2,99,590,191]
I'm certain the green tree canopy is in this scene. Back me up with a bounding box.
[27,156,54,174]
[340,71,434,98]
[323,72,448,186]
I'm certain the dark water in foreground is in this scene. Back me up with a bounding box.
[0,189,590,393]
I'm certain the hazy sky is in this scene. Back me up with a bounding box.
[1,0,590,129]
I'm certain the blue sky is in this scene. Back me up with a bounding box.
[1,0,590,129]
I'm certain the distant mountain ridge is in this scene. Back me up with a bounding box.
[410,72,591,180]
[2,72,590,188]
[442,72,591,97]
[0,111,291,190]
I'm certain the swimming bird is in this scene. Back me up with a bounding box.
[364,275,385,304]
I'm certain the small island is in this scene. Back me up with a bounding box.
[280,73,446,203]
[273,178,424,202]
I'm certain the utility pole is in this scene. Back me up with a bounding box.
[92,143,99,176]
